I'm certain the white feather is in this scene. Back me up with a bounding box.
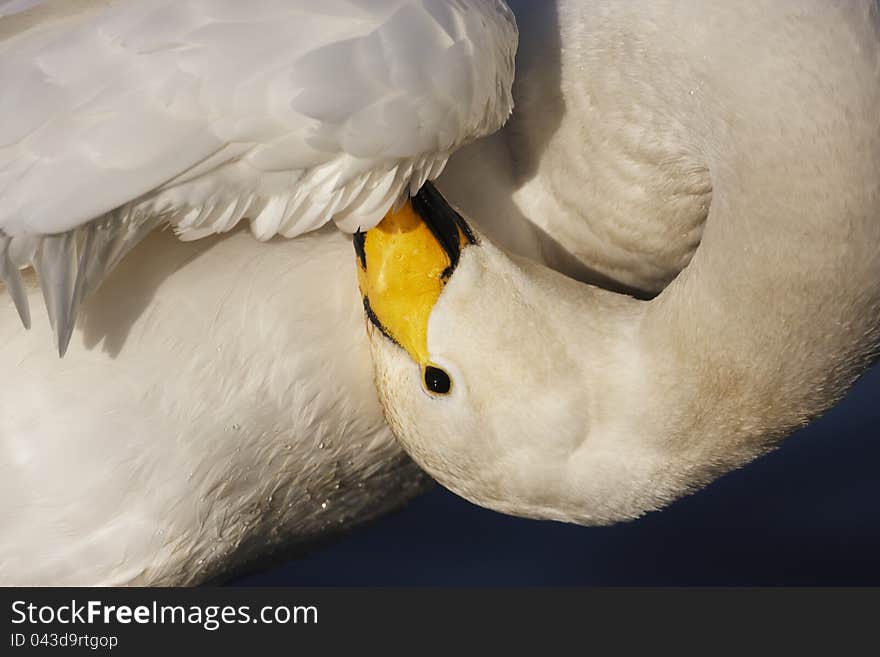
[0,227,431,585]
[0,0,516,240]
[0,0,516,352]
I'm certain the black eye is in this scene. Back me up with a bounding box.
[424,365,452,395]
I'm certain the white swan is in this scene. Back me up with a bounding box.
[0,0,514,585]
[1,0,877,583]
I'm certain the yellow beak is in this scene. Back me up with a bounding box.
[354,183,476,367]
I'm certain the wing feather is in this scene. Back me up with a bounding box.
[0,0,516,353]
[0,0,517,239]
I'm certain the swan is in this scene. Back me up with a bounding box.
[1,0,877,583]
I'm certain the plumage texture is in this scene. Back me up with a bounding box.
[0,226,431,585]
[0,0,517,352]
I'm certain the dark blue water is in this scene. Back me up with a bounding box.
[234,365,879,586]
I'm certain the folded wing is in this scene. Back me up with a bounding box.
[0,0,517,353]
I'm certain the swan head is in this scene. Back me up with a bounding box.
[355,184,659,525]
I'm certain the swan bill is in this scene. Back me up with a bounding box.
[354,183,475,371]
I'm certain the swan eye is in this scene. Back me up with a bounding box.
[424,365,452,395]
